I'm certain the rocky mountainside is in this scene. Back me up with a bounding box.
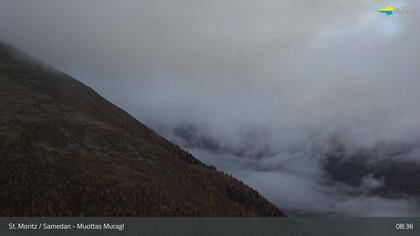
[0,42,285,216]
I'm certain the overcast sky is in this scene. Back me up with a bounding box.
[1,0,420,216]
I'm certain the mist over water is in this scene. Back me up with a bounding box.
[1,0,420,216]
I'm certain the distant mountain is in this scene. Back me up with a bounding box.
[322,142,420,198]
[0,42,285,216]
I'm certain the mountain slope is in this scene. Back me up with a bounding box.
[0,42,285,216]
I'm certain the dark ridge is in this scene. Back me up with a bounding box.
[0,41,285,216]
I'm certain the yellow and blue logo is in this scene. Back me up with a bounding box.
[378,6,394,15]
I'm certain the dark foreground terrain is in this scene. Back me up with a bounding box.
[0,42,284,216]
